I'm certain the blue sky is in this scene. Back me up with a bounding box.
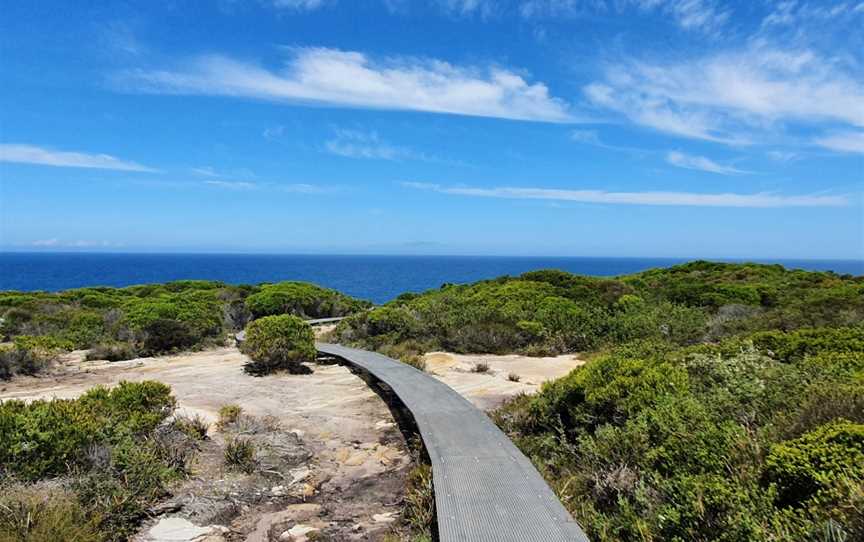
[1,0,862,259]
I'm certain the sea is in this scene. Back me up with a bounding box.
[1,253,861,305]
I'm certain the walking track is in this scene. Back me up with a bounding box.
[316,343,589,542]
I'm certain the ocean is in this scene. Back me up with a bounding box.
[1,253,861,304]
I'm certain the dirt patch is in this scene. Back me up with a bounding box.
[423,351,584,411]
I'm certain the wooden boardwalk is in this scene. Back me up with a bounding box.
[316,343,589,542]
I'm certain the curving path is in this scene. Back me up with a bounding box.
[316,343,589,542]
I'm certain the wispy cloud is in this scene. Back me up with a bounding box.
[520,0,729,33]
[437,0,496,17]
[762,1,864,28]
[569,129,648,155]
[31,238,123,248]
[402,181,847,208]
[584,43,864,145]
[814,131,864,154]
[116,47,573,123]
[204,180,258,190]
[280,183,336,194]
[0,144,157,172]
[666,151,748,175]
[325,129,422,160]
[32,238,59,247]
[766,150,800,162]
[270,0,329,11]
[202,179,336,194]
[263,125,285,140]
[191,166,220,177]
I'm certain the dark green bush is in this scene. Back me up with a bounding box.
[85,342,138,362]
[244,281,369,319]
[765,420,864,506]
[750,326,864,363]
[496,340,864,542]
[0,280,366,367]
[240,315,316,375]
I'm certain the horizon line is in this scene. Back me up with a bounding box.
[1,250,862,264]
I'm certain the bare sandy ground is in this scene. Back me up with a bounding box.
[0,345,582,541]
[424,351,584,411]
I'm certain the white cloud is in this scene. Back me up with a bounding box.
[766,150,800,162]
[762,1,864,27]
[117,47,572,123]
[569,129,648,154]
[814,131,864,154]
[191,166,220,177]
[584,43,864,145]
[666,151,748,175]
[402,181,847,208]
[0,144,157,172]
[263,125,285,139]
[31,239,122,248]
[204,180,258,190]
[279,183,336,194]
[271,0,328,10]
[324,129,420,160]
[520,0,729,33]
[569,129,602,145]
[437,0,495,17]
[32,238,59,247]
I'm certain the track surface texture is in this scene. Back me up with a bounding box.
[316,343,590,542]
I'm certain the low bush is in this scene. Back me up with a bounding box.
[765,420,864,507]
[85,342,138,362]
[217,404,243,430]
[403,464,434,537]
[0,344,55,380]
[240,315,316,375]
[224,437,257,474]
[0,484,98,542]
[172,414,210,440]
[0,381,190,541]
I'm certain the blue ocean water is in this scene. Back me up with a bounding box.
[1,253,861,304]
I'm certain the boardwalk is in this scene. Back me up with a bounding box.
[316,343,589,542]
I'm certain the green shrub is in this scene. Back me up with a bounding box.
[0,381,186,541]
[85,342,138,362]
[765,420,864,506]
[403,463,434,536]
[750,326,864,363]
[217,404,243,430]
[0,484,98,542]
[240,315,316,375]
[172,414,210,440]
[496,338,864,542]
[224,437,257,474]
[244,281,369,319]
[0,381,175,480]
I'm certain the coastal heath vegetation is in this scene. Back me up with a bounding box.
[334,261,864,540]
[0,381,195,541]
[0,280,369,377]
